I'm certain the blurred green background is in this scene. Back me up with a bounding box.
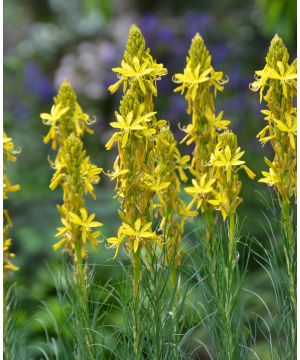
[4,0,296,358]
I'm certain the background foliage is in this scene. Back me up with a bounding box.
[4,0,296,358]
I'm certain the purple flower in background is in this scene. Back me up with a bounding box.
[184,11,214,39]
[163,95,187,124]
[23,62,54,102]
[228,67,249,90]
[139,13,159,42]
[211,44,229,65]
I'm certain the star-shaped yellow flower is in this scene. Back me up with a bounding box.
[69,208,103,245]
[212,145,245,181]
[40,103,69,149]
[106,110,156,149]
[120,219,157,253]
[185,173,216,210]
[274,112,297,149]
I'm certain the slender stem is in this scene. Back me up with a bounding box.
[281,199,296,349]
[74,240,95,360]
[133,250,141,359]
[225,212,236,360]
[204,210,214,260]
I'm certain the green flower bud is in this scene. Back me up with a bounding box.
[124,24,146,64]
[188,33,211,70]
[266,34,289,69]
[218,130,238,153]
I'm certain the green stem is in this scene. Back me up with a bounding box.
[281,199,296,346]
[204,210,214,259]
[133,250,141,360]
[225,212,236,360]
[74,240,95,360]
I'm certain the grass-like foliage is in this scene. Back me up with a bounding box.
[187,222,250,360]
[3,284,27,360]
[250,191,296,359]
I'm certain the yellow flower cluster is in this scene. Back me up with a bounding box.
[154,126,190,264]
[41,81,103,260]
[250,34,297,203]
[107,25,169,258]
[208,131,255,220]
[174,34,255,224]
[3,132,20,273]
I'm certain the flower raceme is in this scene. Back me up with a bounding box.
[40,81,96,150]
[251,34,297,348]
[250,34,297,202]
[106,25,169,259]
[173,33,232,218]
[208,131,255,220]
[41,81,103,260]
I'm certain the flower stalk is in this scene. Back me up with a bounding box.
[250,34,296,349]
[107,24,168,358]
[41,81,103,359]
[174,34,255,359]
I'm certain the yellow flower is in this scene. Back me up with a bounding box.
[40,103,69,149]
[274,112,297,149]
[206,110,231,130]
[250,60,297,101]
[208,190,242,221]
[185,173,216,210]
[141,170,171,193]
[109,57,154,94]
[120,219,158,253]
[106,110,156,149]
[212,145,245,181]
[242,165,256,179]
[54,217,72,250]
[173,64,211,99]
[80,157,102,200]
[258,167,280,187]
[107,228,125,259]
[269,60,297,98]
[73,103,95,137]
[69,208,103,244]
[3,132,20,162]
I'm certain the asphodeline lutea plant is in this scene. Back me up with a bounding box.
[173,33,230,250]
[174,33,256,359]
[3,132,20,275]
[250,34,297,329]
[106,24,174,358]
[40,81,103,271]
